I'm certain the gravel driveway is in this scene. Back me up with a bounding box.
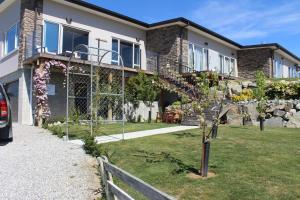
[0,124,100,200]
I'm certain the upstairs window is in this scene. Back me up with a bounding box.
[5,23,19,55]
[44,21,59,53]
[62,26,89,59]
[111,38,141,68]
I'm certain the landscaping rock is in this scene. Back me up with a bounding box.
[283,112,292,121]
[265,113,272,119]
[273,109,286,117]
[242,81,252,88]
[284,102,293,112]
[265,117,283,127]
[266,104,285,113]
[286,117,300,128]
[226,106,243,125]
[290,109,297,114]
[244,103,259,122]
[296,103,300,110]
[228,82,242,95]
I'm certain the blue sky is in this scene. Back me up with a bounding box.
[85,0,300,57]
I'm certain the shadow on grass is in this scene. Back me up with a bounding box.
[173,132,199,138]
[133,150,199,174]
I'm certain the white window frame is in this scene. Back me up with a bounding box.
[218,53,236,76]
[43,20,90,55]
[4,22,19,56]
[43,20,61,54]
[111,37,141,68]
[188,42,209,72]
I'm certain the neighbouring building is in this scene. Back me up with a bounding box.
[0,0,299,125]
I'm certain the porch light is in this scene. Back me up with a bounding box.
[66,17,72,24]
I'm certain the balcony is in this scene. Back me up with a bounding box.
[24,26,143,74]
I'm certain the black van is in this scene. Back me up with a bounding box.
[0,82,12,142]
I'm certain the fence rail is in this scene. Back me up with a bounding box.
[97,156,177,200]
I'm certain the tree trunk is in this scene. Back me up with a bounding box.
[200,123,210,177]
[260,117,264,131]
[211,124,218,139]
[148,104,152,123]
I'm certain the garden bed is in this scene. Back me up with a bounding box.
[99,126,300,200]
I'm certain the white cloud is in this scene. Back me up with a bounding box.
[190,0,300,41]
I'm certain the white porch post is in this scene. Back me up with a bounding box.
[18,69,33,125]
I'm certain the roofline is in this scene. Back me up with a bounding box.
[64,0,149,28]
[65,1,242,48]
[148,17,242,48]
[64,0,299,61]
[242,43,300,62]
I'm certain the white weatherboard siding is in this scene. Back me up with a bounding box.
[43,0,147,70]
[188,30,238,76]
[0,0,20,77]
[274,52,295,78]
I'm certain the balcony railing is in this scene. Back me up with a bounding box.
[146,51,193,74]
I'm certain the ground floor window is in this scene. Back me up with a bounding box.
[219,54,236,75]
[188,43,208,71]
[111,38,141,68]
[288,66,297,78]
[273,60,283,78]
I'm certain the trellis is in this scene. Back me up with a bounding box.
[66,45,125,139]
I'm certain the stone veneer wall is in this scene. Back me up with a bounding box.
[146,25,189,73]
[18,0,43,67]
[237,48,273,79]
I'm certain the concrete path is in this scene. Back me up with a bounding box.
[0,124,100,200]
[95,125,198,144]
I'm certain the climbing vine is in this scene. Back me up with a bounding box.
[33,60,67,125]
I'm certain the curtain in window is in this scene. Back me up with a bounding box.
[188,44,194,70]
[203,49,209,70]
[219,55,224,73]
[224,57,230,74]
[194,46,203,71]
[230,59,235,75]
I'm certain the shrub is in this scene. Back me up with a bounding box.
[266,81,300,99]
[48,125,65,138]
[232,89,254,102]
[83,134,100,157]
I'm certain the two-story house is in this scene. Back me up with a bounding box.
[0,0,299,125]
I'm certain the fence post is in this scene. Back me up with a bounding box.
[98,156,115,200]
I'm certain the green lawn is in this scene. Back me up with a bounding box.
[48,122,176,139]
[100,126,300,200]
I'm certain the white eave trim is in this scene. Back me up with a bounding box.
[51,0,148,30]
[187,26,240,50]
[275,49,300,65]
[0,0,16,13]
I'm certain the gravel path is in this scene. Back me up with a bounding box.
[0,124,100,200]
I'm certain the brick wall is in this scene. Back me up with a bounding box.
[146,25,188,73]
[18,0,43,67]
[237,48,273,79]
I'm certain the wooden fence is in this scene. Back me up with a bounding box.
[97,156,177,200]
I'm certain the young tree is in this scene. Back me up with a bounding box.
[126,72,160,123]
[255,70,267,131]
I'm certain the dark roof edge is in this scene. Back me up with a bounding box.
[242,43,300,62]
[66,1,299,61]
[65,1,242,48]
[149,17,242,48]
